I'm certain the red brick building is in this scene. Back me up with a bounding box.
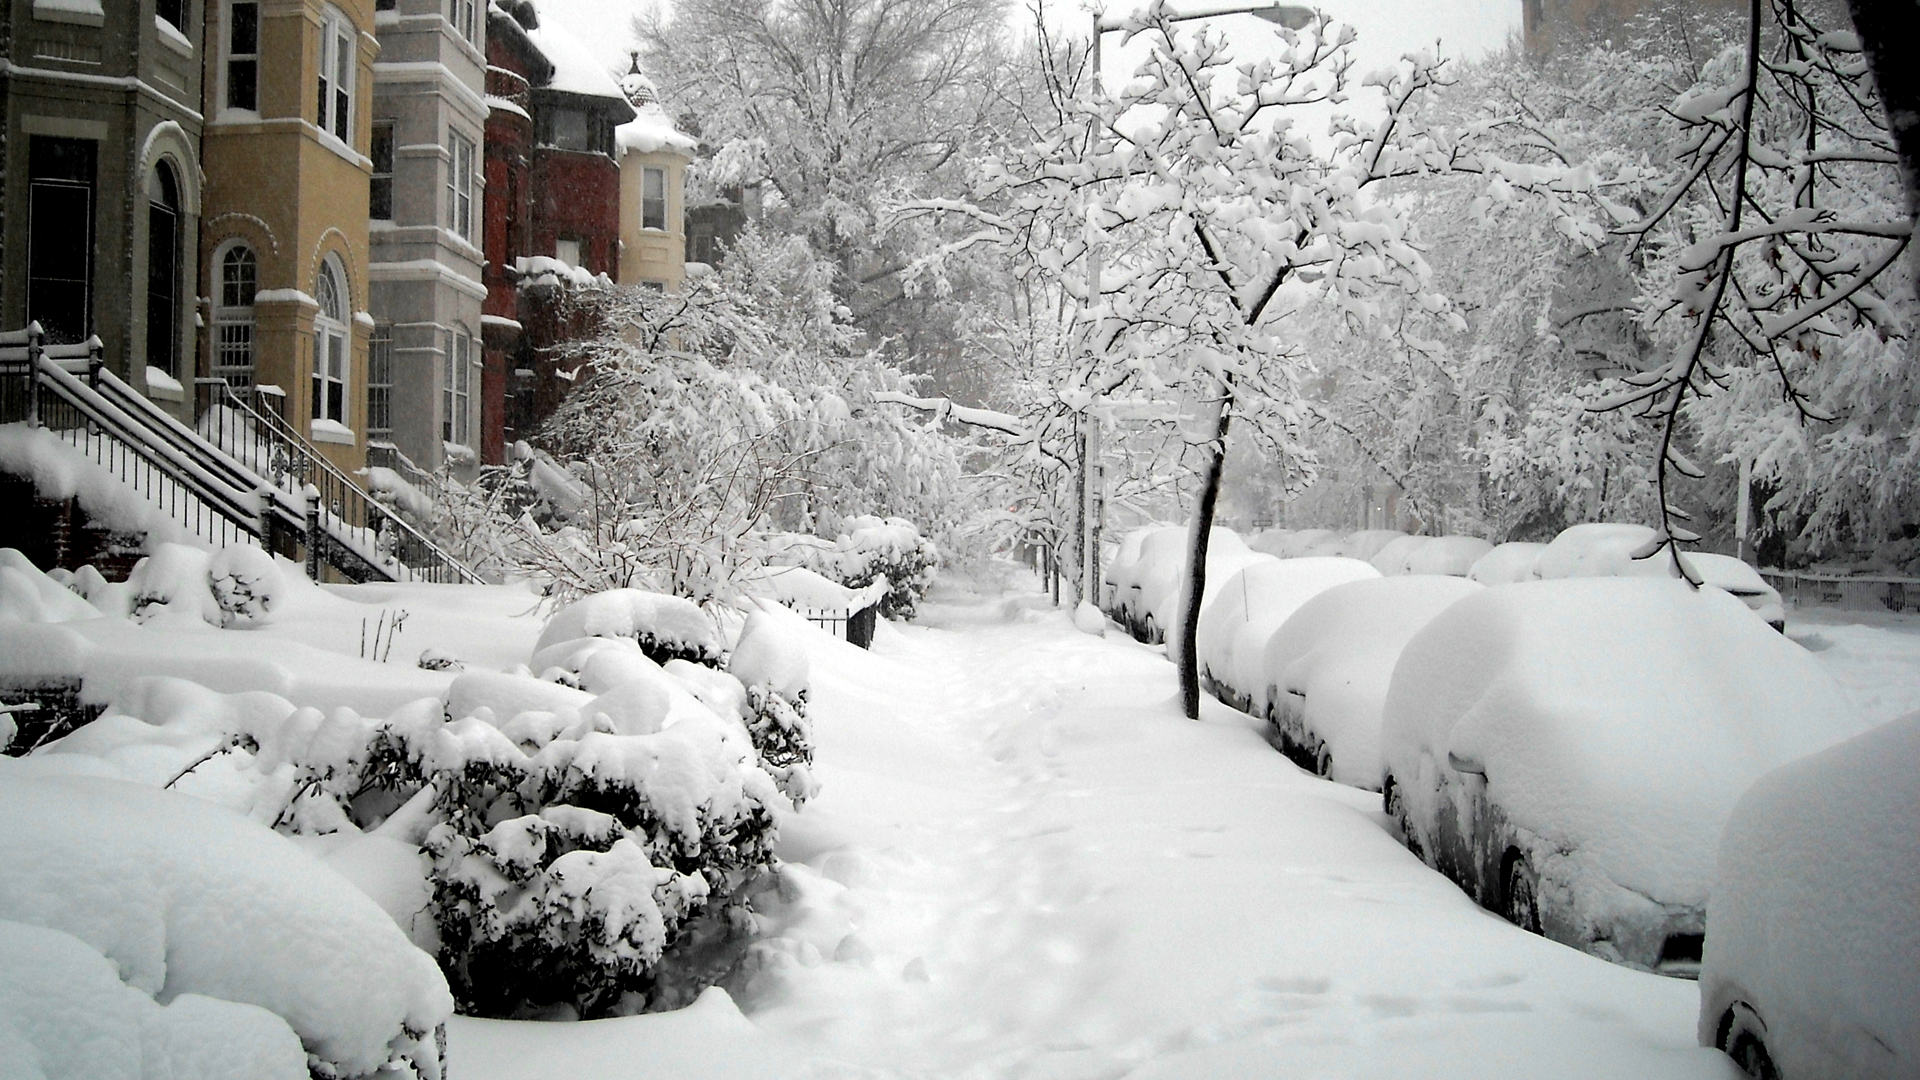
[478,0,633,464]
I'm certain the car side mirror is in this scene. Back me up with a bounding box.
[1447,750,1486,776]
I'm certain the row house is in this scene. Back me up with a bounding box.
[480,0,691,465]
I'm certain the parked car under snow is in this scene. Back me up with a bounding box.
[1533,523,1786,630]
[1379,577,1867,977]
[1698,711,1919,1080]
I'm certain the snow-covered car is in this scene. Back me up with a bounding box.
[1193,556,1379,716]
[1103,526,1183,633]
[1379,577,1867,976]
[1466,541,1546,585]
[1698,711,1919,1080]
[1535,524,1786,630]
[1334,529,1407,561]
[1261,575,1480,787]
[1125,528,1267,647]
[1686,552,1786,632]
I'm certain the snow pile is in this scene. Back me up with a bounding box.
[515,255,612,291]
[1193,556,1380,714]
[736,564,885,620]
[0,772,451,1078]
[0,424,189,546]
[536,588,724,666]
[1381,577,1868,949]
[1262,575,1481,788]
[1699,711,1920,1080]
[1367,534,1429,575]
[0,919,309,1080]
[1404,536,1494,576]
[1467,541,1547,585]
[617,104,698,157]
[0,548,102,624]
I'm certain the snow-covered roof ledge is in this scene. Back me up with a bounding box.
[617,103,697,159]
[522,2,634,117]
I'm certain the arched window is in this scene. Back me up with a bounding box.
[213,243,257,388]
[312,259,349,427]
[146,161,181,378]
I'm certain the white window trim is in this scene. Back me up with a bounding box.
[447,128,476,241]
[211,240,258,386]
[317,6,355,146]
[312,257,351,429]
[641,166,668,233]
[219,0,262,121]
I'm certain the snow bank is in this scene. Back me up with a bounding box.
[0,424,188,546]
[536,588,723,666]
[1368,534,1429,576]
[0,548,102,623]
[0,773,452,1078]
[1699,710,1920,1080]
[0,919,309,1080]
[730,609,809,701]
[1467,541,1546,585]
[1193,556,1380,713]
[1381,577,1867,913]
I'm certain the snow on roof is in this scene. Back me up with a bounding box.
[617,102,697,157]
[521,1,631,106]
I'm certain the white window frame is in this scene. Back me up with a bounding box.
[443,328,471,446]
[642,166,667,232]
[450,0,477,44]
[212,241,257,388]
[367,323,393,439]
[317,7,354,144]
[312,257,350,426]
[224,0,260,116]
[447,129,476,240]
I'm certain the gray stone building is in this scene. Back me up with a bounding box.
[1,0,204,419]
[366,0,485,475]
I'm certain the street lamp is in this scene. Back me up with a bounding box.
[1074,2,1318,608]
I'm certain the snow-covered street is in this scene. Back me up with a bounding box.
[451,574,1748,1079]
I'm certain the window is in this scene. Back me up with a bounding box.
[443,329,470,445]
[370,121,394,219]
[213,244,257,388]
[447,130,475,239]
[157,0,185,31]
[146,162,181,377]
[312,259,349,425]
[367,324,392,438]
[554,238,581,267]
[226,1,258,111]
[27,137,95,346]
[375,0,395,9]
[317,9,353,143]
[449,0,477,43]
[552,109,587,151]
[642,166,667,232]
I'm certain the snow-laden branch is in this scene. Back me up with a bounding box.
[870,390,1030,437]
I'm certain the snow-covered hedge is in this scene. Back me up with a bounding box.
[0,772,452,1078]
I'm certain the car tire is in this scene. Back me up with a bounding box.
[1314,745,1331,778]
[1503,851,1542,935]
[1717,1003,1780,1080]
[1384,777,1424,860]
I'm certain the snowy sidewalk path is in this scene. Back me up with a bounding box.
[454,582,1738,1080]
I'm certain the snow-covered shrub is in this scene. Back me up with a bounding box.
[125,544,222,626]
[0,548,102,624]
[727,609,815,804]
[206,545,284,627]
[535,588,724,667]
[833,516,938,620]
[0,772,452,1079]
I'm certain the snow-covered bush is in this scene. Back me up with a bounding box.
[0,772,452,1078]
[206,545,285,627]
[535,588,725,667]
[0,548,102,624]
[768,517,938,620]
[62,542,288,629]
[727,608,815,804]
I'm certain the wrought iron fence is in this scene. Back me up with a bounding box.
[1760,569,1917,615]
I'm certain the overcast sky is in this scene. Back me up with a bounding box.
[537,0,1523,94]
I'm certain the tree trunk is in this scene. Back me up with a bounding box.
[1842,0,1920,229]
[1177,385,1233,721]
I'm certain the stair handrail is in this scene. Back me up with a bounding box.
[199,379,482,584]
[23,355,271,539]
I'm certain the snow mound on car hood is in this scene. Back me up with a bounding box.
[1381,577,1867,906]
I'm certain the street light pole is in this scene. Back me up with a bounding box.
[1075,2,1317,608]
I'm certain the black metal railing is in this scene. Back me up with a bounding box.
[2,322,478,584]
[193,378,479,583]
